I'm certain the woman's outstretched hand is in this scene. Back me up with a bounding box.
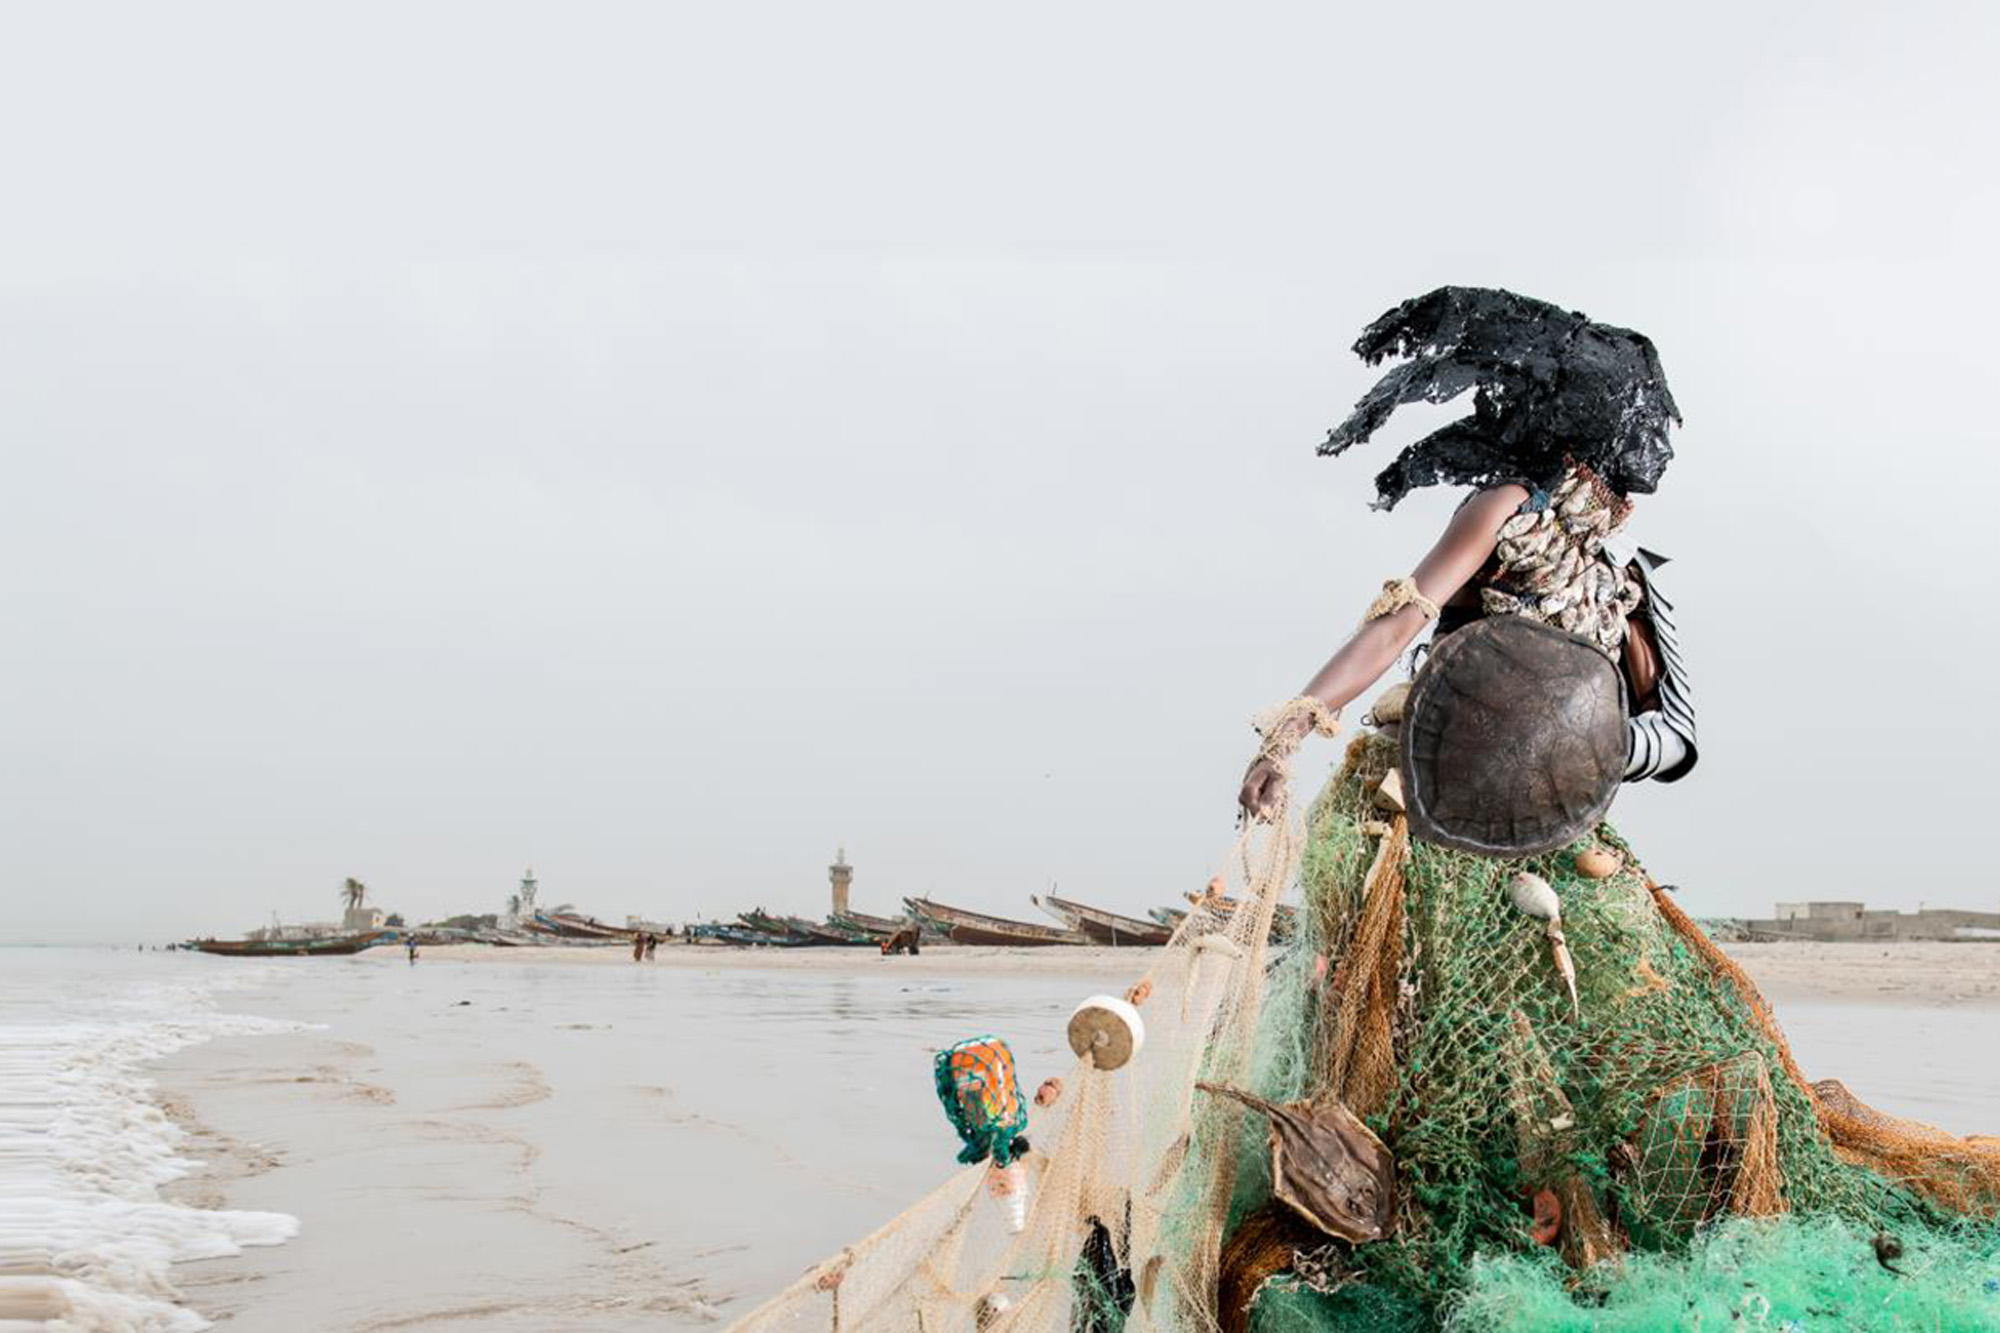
[1238,753,1288,824]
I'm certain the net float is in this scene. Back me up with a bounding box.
[1068,994,1146,1071]
[986,1159,1029,1233]
[933,1036,1034,1231]
[1574,847,1621,879]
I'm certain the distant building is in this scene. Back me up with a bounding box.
[343,905,387,932]
[1744,901,2000,942]
[502,868,539,928]
[829,847,853,916]
[1773,901,1864,923]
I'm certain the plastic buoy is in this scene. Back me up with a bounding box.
[1574,847,1621,879]
[1067,994,1146,1071]
[986,1159,1030,1233]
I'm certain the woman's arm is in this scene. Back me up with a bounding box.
[1238,483,1528,820]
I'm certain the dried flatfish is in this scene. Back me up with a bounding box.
[1197,1083,1394,1243]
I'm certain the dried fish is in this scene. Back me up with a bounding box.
[1197,1083,1395,1243]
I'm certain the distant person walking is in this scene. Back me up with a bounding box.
[406,937,419,965]
[632,932,645,962]
[643,933,659,960]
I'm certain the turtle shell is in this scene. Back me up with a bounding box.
[1400,616,1627,856]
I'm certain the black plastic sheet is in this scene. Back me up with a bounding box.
[1320,286,1679,509]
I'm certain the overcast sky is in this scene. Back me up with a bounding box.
[4,1,1996,943]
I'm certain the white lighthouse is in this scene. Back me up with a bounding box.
[504,868,539,928]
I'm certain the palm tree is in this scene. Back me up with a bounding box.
[341,878,368,912]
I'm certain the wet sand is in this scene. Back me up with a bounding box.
[148,942,2000,1330]
[422,939,2000,1005]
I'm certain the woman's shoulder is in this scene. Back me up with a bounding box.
[1449,483,1534,531]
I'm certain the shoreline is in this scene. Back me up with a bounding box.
[139,939,2000,1330]
[395,938,2000,1006]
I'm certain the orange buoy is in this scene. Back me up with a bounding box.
[1529,1187,1562,1244]
[1574,847,1621,879]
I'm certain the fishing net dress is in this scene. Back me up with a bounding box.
[1148,462,2000,1331]
[1227,631,2000,1328]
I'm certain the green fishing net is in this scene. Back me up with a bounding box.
[1201,735,2000,1330]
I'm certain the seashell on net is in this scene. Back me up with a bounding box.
[1507,872,1562,922]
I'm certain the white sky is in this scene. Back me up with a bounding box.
[3,1,1996,943]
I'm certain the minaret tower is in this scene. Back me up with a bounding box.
[518,868,539,919]
[829,847,853,916]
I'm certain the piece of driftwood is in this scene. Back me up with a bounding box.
[1197,1083,1395,1243]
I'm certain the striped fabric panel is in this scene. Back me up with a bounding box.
[1626,713,1686,780]
[1623,552,1698,783]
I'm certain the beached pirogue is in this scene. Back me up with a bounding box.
[186,933,391,957]
[1033,893,1174,946]
[524,910,639,943]
[905,897,1094,947]
[682,892,1296,949]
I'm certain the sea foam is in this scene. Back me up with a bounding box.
[0,952,302,1331]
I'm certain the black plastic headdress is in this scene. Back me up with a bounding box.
[1319,286,1679,510]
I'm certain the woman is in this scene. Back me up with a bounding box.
[733,290,1999,1333]
[1202,288,1996,1330]
[1239,285,1692,826]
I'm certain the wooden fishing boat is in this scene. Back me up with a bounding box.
[781,915,877,946]
[187,933,387,958]
[826,910,895,941]
[519,918,625,946]
[692,921,822,948]
[1033,894,1172,946]
[546,911,639,939]
[734,910,873,947]
[832,909,948,943]
[735,909,840,946]
[904,897,1090,947]
[527,912,637,942]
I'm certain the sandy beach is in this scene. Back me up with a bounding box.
[118,941,2000,1331]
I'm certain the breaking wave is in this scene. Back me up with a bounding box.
[0,951,302,1330]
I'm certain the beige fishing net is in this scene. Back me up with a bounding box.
[731,762,1303,1333]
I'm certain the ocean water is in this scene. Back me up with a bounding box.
[0,948,303,1331]
[3,946,1996,1331]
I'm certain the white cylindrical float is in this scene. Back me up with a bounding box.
[1067,994,1147,1071]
